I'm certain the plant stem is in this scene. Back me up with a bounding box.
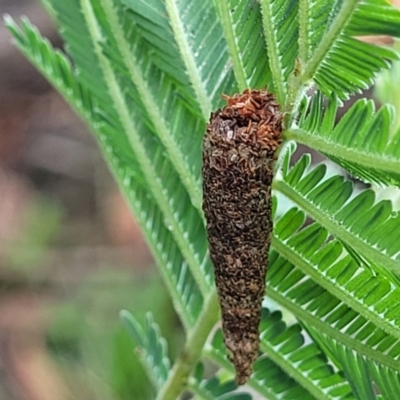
[80,0,205,326]
[156,291,219,400]
[298,0,310,64]
[165,0,211,120]
[260,0,286,105]
[286,0,358,113]
[100,0,203,213]
[214,0,248,91]
[284,127,400,177]
[273,176,400,274]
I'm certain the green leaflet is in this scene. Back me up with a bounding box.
[272,207,400,343]
[123,0,236,119]
[121,312,171,390]
[120,0,197,103]
[347,0,400,37]
[308,330,400,400]
[52,0,213,299]
[275,146,400,269]
[96,0,205,209]
[260,0,299,105]
[5,16,204,330]
[299,0,343,61]
[313,36,399,99]
[296,0,400,101]
[213,0,272,91]
[267,250,400,371]
[291,93,400,186]
[208,308,354,400]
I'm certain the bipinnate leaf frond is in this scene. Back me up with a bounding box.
[275,148,400,273]
[120,0,199,107]
[259,0,299,105]
[120,311,171,390]
[214,0,299,105]
[91,0,205,209]
[123,0,236,119]
[5,15,206,331]
[293,0,400,105]
[267,250,400,373]
[213,0,272,91]
[207,308,354,400]
[49,0,216,299]
[213,1,400,113]
[307,329,400,400]
[287,93,400,187]
[273,207,400,343]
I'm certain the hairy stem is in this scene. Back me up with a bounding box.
[286,0,358,113]
[80,0,203,327]
[165,0,212,120]
[213,0,248,91]
[284,128,400,177]
[260,0,286,105]
[298,0,310,63]
[99,0,209,298]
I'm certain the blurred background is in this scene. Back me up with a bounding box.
[0,1,181,399]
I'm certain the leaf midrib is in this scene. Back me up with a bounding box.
[80,0,209,302]
[285,128,400,176]
[164,0,212,120]
[267,277,400,372]
[273,177,400,273]
[271,233,400,343]
[99,0,203,212]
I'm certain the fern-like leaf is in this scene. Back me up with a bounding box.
[8,1,400,398]
[47,0,214,298]
[120,0,198,105]
[287,93,400,186]
[274,150,400,271]
[123,0,236,118]
[93,0,205,210]
[294,0,400,102]
[260,0,298,105]
[267,250,400,371]
[120,311,171,390]
[207,308,354,399]
[6,16,206,330]
[309,330,400,400]
[272,208,400,343]
[213,0,272,91]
